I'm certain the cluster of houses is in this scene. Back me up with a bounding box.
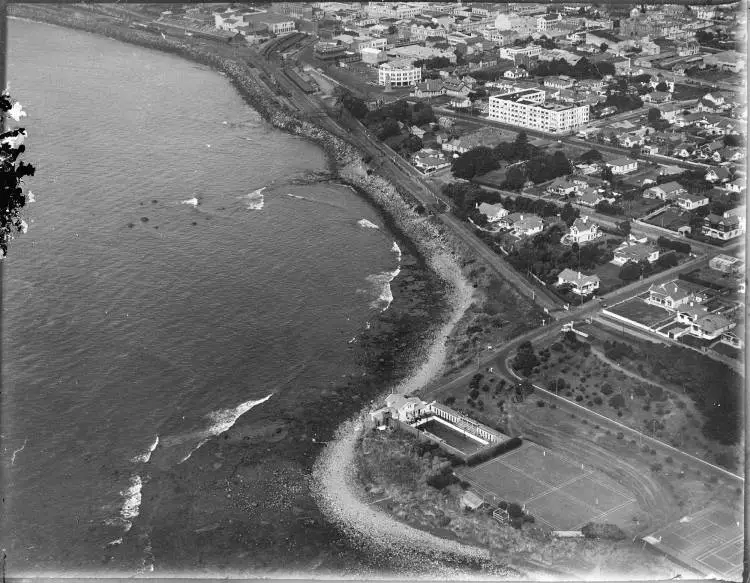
[546,174,617,207]
[476,202,545,237]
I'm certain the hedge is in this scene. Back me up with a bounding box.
[466,436,523,466]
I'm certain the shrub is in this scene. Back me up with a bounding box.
[601,383,614,396]
[444,396,456,406]
[576,395,583,402]
[641,444,650,453]
[650,463,662,473]
[481,384,490,393]
[665,456,673,464]
[609,394,626,409]
[594,396,603,405]
[581,523,626,540]
[470,388,480,400]
[536,400,545,407]
[550,403,557,409]
[616,432,624,440]
[427,471,458,489]
[650,448,657,455]
[617,411,623,417]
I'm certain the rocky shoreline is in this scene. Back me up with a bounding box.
[9,5,511,576]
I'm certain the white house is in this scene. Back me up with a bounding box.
[612,240,660,266]
[477,202,509,222]
[565,216,601,244]
[557,268,600,296]
[643,181,686,200]
[504,67,528,79]
[384,394,425,422]
[676,193,709,211]
[607,157,638,175]
[646,280,697,310]
[705,167,732,184]
[501,212,544,236]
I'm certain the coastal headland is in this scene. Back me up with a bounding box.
[8,4,531,577]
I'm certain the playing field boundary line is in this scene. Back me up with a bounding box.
[573,498,636,530]
[582,470,633,499]
[695,534,745,563]
[506,360,744,482]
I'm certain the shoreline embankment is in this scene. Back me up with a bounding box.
[10,5,504,572]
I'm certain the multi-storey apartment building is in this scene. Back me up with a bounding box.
[365,2,421,20]
[499,44,542,60]
[488,88,589,134]
[378,61,422,86]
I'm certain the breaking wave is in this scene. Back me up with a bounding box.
[391,241,402,260]
[120,475,142,521]
[357,218,379,229]
[238,187,266,210]
[160,394,273,464]
[131,435,159,464]
[366,267,401,312]
[180,197,199,207]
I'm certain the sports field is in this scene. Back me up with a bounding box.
[643,504,744,580]
[458,442,636,530]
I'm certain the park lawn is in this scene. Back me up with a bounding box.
[672,83,710,101]
[710,340,742,360]
[607,296,674,328]
[474,167,508,189]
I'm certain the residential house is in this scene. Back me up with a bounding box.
[557,268,600,296]
[607,157,638,175]
[500,212,543,236]
[646,280,697,310]
[544,75,576,90]
[384,394,425,422]
[658,102,684,122]
[578,187,605,207]
[547,176,578,197]
[688,313,736,340]
[705,167,732,183]
[709,254,745,275]
[702,213,744,240]
[412,149,451,173]
[674,142,698,159]
[725,178,745,193]
[412,79,447,99]
[504,67,528,79]
[676,193,709,210]
[643,91,672,104]
[477,202,509,222]
[442,77,472,98]
[564,216,601,244]
[643,181,686,200]
[613,241,660,266]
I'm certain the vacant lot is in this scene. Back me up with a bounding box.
[644,207,692,231]
[594,262,626,294]
[607,295,674,328]
[620,197,667,219]
[459,442,637,531]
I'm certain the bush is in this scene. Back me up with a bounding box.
[601,383,614,396]
[594,396,603,405]
[650,463,662,473]
[665,456,673,464]
[609,394,626,409]
[576,395,583,402]
[444,396,456,406]
[466,437,523,466]
[470,388,480,400]
[581,523,626,540]
[616,432,624,440]
[427,470,458,489]
[537,400,545,407]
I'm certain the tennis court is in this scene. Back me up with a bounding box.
[458,442,637,530]
[643,505,744,580]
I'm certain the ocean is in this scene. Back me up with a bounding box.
[1,18,403,572]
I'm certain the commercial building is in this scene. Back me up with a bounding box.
[488,88,589,134]
[378,61,422,86]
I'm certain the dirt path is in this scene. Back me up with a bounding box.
[590,347,673,394]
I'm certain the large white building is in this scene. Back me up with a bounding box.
[499,44,542,60]
[365,2,421,20]
[378,61,422,86]
[488,88,589,134]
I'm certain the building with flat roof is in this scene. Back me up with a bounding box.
[378,60,422,86]
[488,87,589,134]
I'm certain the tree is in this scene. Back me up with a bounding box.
[655,81,669,92]
[599,43,608,53]
[617,220,631,236]
[724,134,741,147]
[503,165,527,191]
[619,261,641,281]
[647,107,661,123]
[512,341,539,376]
[451,146,499,180]
[337,89,368,119]
[561,202,579,226]
[579,149,603,163]
[0,92,34,258]
[378,118,401,140]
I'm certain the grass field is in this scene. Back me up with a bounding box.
[621,198,669,220]
[644,207,692,231]
[458,442,637,531]
[644,504,744,580]
[607,296,674,329]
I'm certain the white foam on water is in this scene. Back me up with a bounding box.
[238,187,266,210]
[105,538,123,547]
[391,241,402,260]
[161,394,274,464]
[286,193,306,200]
[104,517,132,532]
[119,475,142,520]
[131,435,159,464]
[357,218,379,229]
[366,267,401,312]
[180,197,199,207]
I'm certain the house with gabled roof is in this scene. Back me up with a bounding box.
[508,213,544,237]
[607,157,638,175]
[646,280,697,310]
[643,181,685,201]
[612,241,659,266]
[557,268,600,296]
[643,90,672,104]
[547,176,578,197]
[703,213,744,240]
[688,313,736,340]
[705,167,732,183]
[564,215,601,244]
[578,187,605,207]
[676,192,709,211]
[477,202,508,222]
[412,79,447,99]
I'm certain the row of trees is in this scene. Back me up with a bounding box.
[451,132,537,180]
[530,56,615,80]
